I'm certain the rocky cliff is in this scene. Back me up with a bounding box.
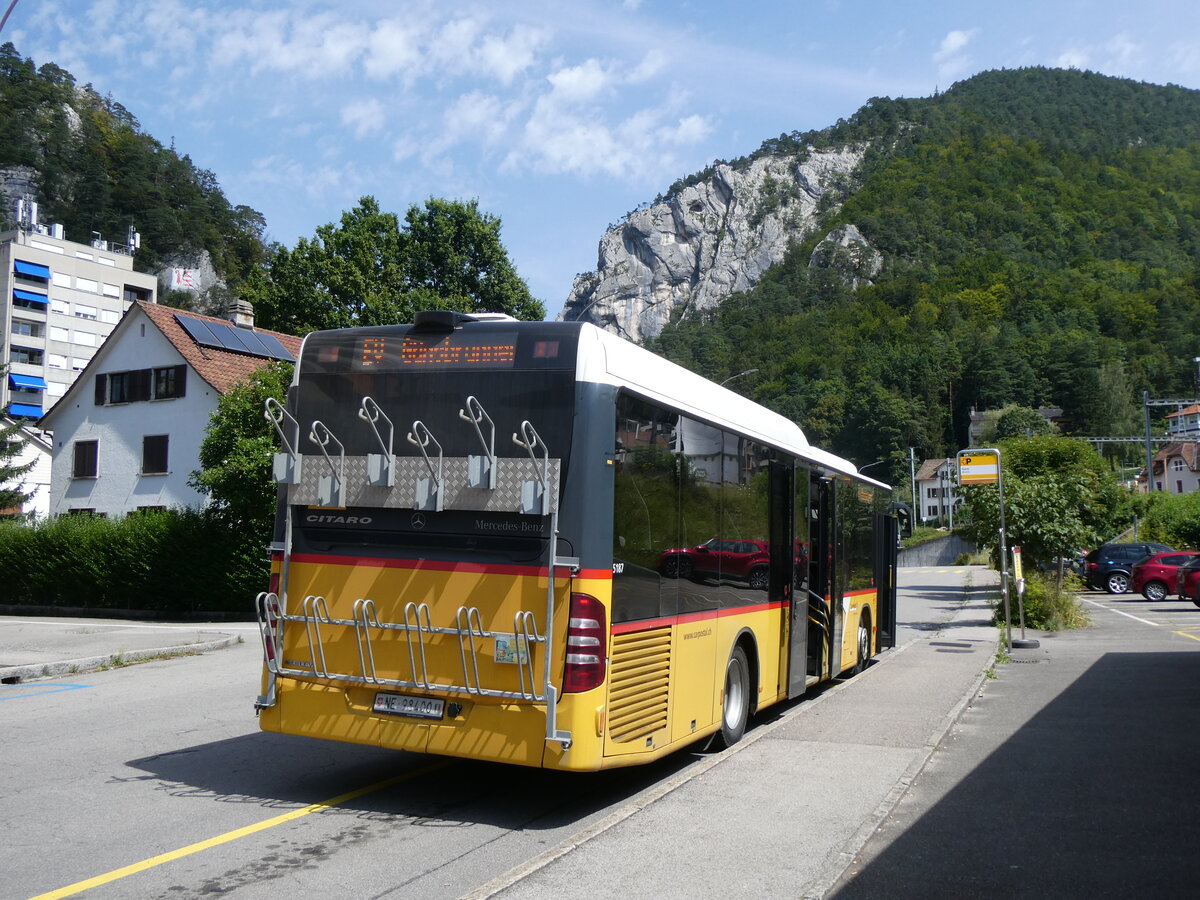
[558,144,872,342]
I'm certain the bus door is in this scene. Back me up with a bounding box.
[806,475,836,680]
[771,461,805,699]
[873,512,899,650]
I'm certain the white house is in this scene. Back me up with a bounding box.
[1,416,52,518]
[40,301,301,517]
[1148,442,1200,495]
[914,457,960,525]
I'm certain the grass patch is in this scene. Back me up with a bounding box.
[995,571,1089,632]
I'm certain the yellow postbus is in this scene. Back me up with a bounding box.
[254,311,908,771]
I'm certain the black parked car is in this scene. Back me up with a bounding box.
[1083,542,1174,594]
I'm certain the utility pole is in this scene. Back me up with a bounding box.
[909,447,916,519]
[1144,390,1154,493]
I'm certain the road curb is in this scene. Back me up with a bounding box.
[0,634,242,684]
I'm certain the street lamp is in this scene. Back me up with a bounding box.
[720,368,758,386]
[858,460,886,474]
[1192,356,1200,391]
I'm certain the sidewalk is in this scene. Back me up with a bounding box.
[471,568,1003,900]
[0,616,252,683]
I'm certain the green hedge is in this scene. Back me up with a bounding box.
[0,508,269,615]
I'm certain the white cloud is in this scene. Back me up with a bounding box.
[340,98,386,139]
[547,58,613,103]
[478,24,548,85]
[363,18,425,81]
[1056,48,1089,70]
[933,27,980,80]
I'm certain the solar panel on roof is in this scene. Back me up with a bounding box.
[174,314,223,350]
[174,312,295,362]
[255,332,296,361]
[233,328,272,356]
[218,323,263,355]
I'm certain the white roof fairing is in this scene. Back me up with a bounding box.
[575,323,877,483]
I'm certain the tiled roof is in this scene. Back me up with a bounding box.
[137,302,303,395]
[1151,441,1200,473]
[1167,404,1200,419]
[915,459,945,482]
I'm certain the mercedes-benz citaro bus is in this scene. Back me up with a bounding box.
[255,310,909,772]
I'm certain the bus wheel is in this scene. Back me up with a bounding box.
[852,614,872,675]
[715,645,750,748]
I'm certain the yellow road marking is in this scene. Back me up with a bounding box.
[28,761,449,900]
[1173,630,1200,643]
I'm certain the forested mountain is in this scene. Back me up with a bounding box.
[645,68,1200,481]
[0,42,264,290]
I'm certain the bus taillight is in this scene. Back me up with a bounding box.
[562,592,606,693]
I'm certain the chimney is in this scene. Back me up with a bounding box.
[228,297,255,328]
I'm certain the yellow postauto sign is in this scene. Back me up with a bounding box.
[957,450,1000,485]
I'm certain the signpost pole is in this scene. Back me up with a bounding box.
[995,452,1011,652]
[1011,545,1039,649]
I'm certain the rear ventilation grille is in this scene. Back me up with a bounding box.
[607,627,671,743]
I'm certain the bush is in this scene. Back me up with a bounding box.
[994,571,1088,632]
[0,508,269,615]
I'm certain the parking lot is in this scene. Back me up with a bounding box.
[1077,586,1200,642]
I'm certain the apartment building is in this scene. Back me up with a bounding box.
[2,222,156,420]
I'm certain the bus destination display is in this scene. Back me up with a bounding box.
[356,333,518,369]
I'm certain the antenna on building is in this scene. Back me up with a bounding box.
[16,196,38,231]
[127,225,141,251]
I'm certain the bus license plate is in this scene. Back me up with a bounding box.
[372,692,445,720]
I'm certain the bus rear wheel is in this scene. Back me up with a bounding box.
[714,645,750,749]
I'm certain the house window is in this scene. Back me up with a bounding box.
[48,354,67,369]
[142,435,169,474]
[1178,481,1184,494]
[51,299,69,315]
[73,440,99,478]
[74,304,98,320]
[1172,459,1185,471]
[153,365,186,400]
[107,371,130,403]
[50,326,70,342]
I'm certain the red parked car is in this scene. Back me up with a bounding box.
[1176,556,1200,606]
[1130,551,1200,601]
[658,538,771,590]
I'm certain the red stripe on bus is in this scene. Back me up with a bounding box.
[287,552,610,580]
[611,600,788,635]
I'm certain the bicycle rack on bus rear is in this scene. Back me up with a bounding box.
[257,394,578,750]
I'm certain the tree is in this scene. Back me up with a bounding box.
[992,406,1057,441]
[959,435,1125,568]
[245,196,544,335]
[190,362,292,530]
[0,416,35,517]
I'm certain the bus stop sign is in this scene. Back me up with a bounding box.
[957,449,999,485]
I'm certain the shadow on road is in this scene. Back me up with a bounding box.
[832,649,1200,897]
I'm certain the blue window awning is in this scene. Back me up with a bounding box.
[13,288,48,305]
[7,403,44,418]
[13,259,51,279]
[9,373,47,391]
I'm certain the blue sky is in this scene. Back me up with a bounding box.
[6,0,1200,316]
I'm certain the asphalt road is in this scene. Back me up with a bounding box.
[12,571,1191,899]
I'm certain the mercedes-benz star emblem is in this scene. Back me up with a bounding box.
[411,513,426,530]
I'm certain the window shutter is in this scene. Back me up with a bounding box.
[135,368,152,402]
[94,374,107,406]
[175,364,187,398]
